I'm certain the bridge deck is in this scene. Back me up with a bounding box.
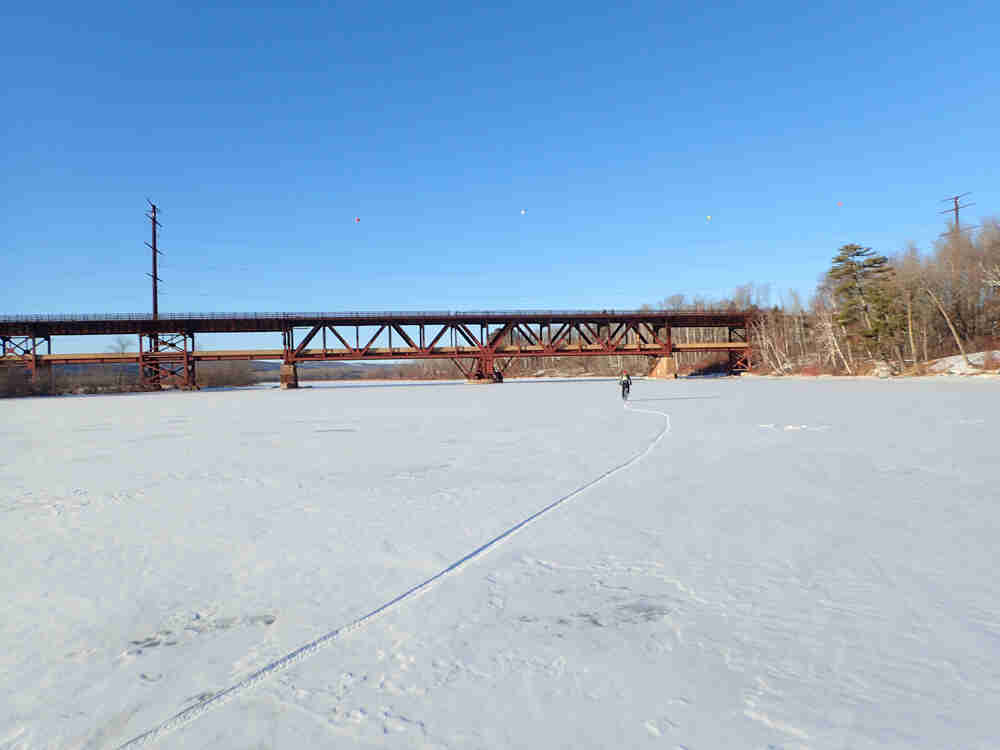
[0,309,750,337]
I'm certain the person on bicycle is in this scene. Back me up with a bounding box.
[619,369,632,400]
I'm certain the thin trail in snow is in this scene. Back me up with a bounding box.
[115,401,670,749]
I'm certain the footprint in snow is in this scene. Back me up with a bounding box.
[128,614,275,654]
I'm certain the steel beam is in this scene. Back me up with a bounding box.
[293,325,322,358]
[391,324,418,350]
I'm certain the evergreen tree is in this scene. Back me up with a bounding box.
[828,244,900,360]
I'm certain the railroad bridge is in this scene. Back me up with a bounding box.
[1,309,752,389]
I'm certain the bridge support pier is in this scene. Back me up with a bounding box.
[728,349,750,373]
[1,336,53,387]
[140,332,197,390]
[475,354,494,381]
[728,325,750,373]
[449,355,508,382]
[473,355,508,382]
[280,363,298,389]
[649,355,677,378]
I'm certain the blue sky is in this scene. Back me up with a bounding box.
[4,1,999,350]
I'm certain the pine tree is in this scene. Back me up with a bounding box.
[828,244,899,361]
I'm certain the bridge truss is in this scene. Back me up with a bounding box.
[1,310,753,388]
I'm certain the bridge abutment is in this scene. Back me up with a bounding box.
[649,356,678,378]
[280,363,298,389]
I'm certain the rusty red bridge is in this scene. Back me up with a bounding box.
[1,309,752,388]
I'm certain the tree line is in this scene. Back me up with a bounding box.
[647,217,1000,375]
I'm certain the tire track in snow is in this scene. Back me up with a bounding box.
[115,401,670,748]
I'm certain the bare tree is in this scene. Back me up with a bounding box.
[985,263,1000,290]
[921,265,972,367]
[751,313,792,374]
[812,287,852,373]
[893,244,925,367]
[982,220,1000,290]
[107,335,133,354]
[104,336,135,386]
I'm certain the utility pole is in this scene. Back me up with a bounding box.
[940,192,975,236]
[144,201,163,387]
[146,200,162,319]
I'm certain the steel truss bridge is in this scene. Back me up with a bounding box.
[1,310,752,388]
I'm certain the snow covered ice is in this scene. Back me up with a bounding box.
[2,376,999,749]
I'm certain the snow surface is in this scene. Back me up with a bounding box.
[2,376,999,749]
[929,352,999,375]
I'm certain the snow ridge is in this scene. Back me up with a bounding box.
[114,401,670,749]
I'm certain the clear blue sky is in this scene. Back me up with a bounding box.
[5,1,999,344]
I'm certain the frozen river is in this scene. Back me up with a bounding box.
[2,376,998,749]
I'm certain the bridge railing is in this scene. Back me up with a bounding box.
[0,309,749,322]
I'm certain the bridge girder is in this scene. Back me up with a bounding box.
[1,311,754,381]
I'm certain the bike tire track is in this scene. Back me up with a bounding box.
[115,401,670,748]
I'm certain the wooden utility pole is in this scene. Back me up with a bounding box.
[940,192,974,235]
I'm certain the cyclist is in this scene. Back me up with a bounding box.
[619,369,632,401]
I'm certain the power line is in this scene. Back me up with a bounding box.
[939,192,977,236]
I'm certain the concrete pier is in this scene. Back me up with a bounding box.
[279,363,298,389]
[649,356,678,378]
